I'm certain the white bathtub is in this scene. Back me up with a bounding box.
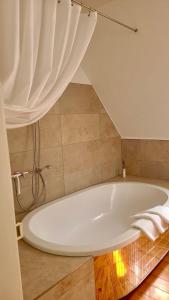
[22,182,169,256]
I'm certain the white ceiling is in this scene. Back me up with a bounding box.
[83,0,169,139]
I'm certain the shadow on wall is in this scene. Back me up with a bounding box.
[7,83,121,217]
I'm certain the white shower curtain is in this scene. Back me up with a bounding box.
[0,0,97,128]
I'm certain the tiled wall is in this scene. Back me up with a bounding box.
[122,139,169,180]
[7,83,121,215]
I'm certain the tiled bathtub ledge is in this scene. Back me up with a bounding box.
[19,241,95,300]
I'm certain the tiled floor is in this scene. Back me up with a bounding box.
[123,253,169,300]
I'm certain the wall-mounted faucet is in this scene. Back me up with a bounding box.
[37,165,53,173]
[11,165,53,196]
[11,172,23,195]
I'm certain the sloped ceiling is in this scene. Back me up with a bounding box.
[83,0,169,139]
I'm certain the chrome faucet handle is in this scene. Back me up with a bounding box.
[11,171,23,195]
[22,170,32,177]
[11,171,23,178]
[11,166,53,195]
[16,176,21,195]
[45,165,53,169]
[37,165,53,172]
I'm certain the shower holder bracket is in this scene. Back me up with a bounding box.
[16,222,23,241]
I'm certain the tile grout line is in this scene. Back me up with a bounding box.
[60,114,66,196]
[9,137,116,155]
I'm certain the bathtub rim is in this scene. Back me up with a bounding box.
[22,181,169,256]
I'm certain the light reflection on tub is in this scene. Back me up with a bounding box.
[113,250,127,278]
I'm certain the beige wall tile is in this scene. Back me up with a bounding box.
[122,139,169,180]
[122,139,143,177]
[60,83,101,114]
[40,114,62,149]
[63,138,121,193]
[140,140,169,162]
[11,147,65,212]
[14,183,34,214]
[61,114,100,145]
[63,141,96,174]
[10,150,33,172]
[48,100,61,114]
[64,158,120,195]
[140,161,169,180]
[10,147,63,175]
[8,83,122,221]
[7,126,33,154]
[122,139,141,162]
[43,171,65,203]
[125,160,141,177]
[94,137,121,166]
[63,138,121,175]
[99,159,121,182]
[64,167,101,194]
[94,138,121,181]
[40,147,63,176]
[13,171,64,214]
[63,140,101,193]
[100,114,119,138]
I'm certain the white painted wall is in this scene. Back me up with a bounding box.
[0,88,23,300]
[83,0,169,139]
[71,66,91,84]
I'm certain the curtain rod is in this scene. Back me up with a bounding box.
[71,0,138,33]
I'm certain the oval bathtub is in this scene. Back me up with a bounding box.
[22,182,169,256]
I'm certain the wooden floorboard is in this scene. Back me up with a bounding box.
[123,253,169,300]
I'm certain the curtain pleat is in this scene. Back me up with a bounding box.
[0,0,97,128]
[0,0,20,99]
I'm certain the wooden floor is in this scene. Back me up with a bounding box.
[123,253,169,300]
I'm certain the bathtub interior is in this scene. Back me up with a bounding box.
[25,182,168,248]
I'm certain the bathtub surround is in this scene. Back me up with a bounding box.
[19,177,169,300]
[7,83,121,214]
[20,227,169,300]
[19,240,95,300]
[122,139,169,180]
